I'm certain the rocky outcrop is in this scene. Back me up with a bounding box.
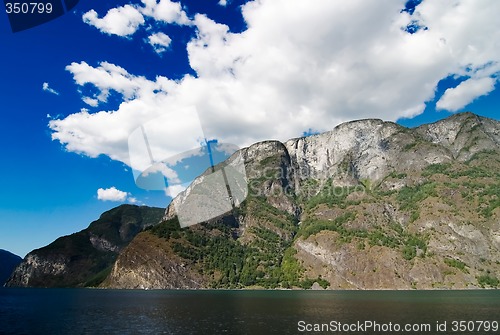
[416,112,500,160]
[6,205,164,287]
[101,231,206,289]
[8,254,67,287]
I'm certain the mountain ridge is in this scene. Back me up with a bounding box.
[8,112,500,289]
[105,112,500,289]
[6,205,164,287]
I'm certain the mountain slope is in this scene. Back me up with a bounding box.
[104,112,500,290]
[6,205,164,287]
[0,249,22,286]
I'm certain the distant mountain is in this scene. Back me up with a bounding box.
[0,249,22,286]
[6,205,164,287]
[7,112,500,290]
[103,112,500,290]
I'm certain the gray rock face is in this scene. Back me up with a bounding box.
[286,119,397,182]
[167,112,499,219]
[89,233,120,253]
[101,231,205,289]
[416,112,500,160]
[7,254,67,287]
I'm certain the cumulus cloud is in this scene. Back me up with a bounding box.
[50,67,191,164]
[97,187,140,203]
[142,163,181,183]
[165,185,187,198]
[52,0,500,175]
[436,76,497,112]
[218,0,228,7]
[147,32,172,54]
[141,0,190,25]
[65,61,157,105]
[97,187,128,201]
[83,0,190,39]
[128,197,139,204]
[83,5,145,37]
[42,82,59,95]
[82,97,99,107]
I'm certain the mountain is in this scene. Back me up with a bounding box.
[0,249,22,286]
[8,112,499,290]
[103,112,500,289]
[6,205,164,287]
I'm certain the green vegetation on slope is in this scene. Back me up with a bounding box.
[151,195,328,289]
[477,274,499,288]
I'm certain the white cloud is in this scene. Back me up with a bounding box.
[97,187,128,202]
[128,197,139,204]
[82,97,99,107]
[141,0,190,25]
[142,163,181,184]
[148,32,172,54]
[165,185,186,198]
[436,76,497,112]
[83,0,190,40]
[42,82,59,95]
[66,61,156,105]
[50,67,190,164]
[52,0,500,175]
[218,0,228,7]
[83,5,145,37]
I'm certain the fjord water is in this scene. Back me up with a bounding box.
[1,289,498,334]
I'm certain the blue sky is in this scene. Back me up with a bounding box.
[0,0,499,257]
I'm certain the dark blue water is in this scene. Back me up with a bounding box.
[1,288,499,334]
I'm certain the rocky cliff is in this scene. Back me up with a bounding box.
[104,112,500,290]
[6,205,164,287]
